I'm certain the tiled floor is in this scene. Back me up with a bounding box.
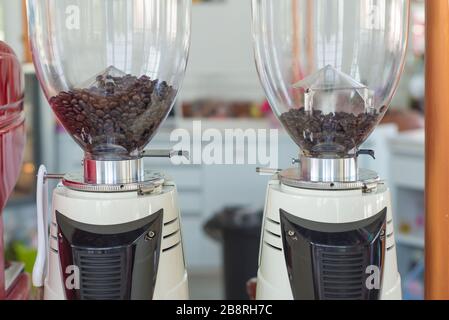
[189,270,224,300]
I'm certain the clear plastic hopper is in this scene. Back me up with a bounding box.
[252,0,410,159]
[27,0,191,161]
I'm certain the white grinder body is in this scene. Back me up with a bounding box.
[41,180,188,300]
[256,176,401,300]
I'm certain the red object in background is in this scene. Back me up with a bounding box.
[0,41,28,300]
[261,100,271,115]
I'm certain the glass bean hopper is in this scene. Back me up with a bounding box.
[252,0,409,182]
[27,0,190,161]
[27,0,191,185]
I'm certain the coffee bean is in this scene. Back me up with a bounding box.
[76,115,85,122]
[280,108,381,157]
[108,110,117,118]
[49,72,175,157]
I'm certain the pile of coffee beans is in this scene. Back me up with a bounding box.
[280,108,381,157]
[50,71,175,157]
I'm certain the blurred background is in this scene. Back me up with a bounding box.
[0,0,425,300]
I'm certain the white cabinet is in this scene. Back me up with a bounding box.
[389,129,425,300]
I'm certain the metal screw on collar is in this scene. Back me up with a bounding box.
[145,231,156,241]
[288,230,295,237]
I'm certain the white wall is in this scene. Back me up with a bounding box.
[0,0,24,60]
[181,0,265,102]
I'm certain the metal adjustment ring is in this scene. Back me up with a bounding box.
[62,170,165,193]
[279,168,380,191]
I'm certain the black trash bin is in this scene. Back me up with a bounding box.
[204,207,263,300]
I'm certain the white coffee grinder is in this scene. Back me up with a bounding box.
[252,0,409,300]
[27,0,191,300]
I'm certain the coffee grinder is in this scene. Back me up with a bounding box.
[0,41,28,300]
[252,0,409,300]
[28,0,191,300]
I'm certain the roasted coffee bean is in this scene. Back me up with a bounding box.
[280,108,381,157]
[49,72,175,156]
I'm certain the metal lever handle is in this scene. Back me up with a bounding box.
[357,149,376,160]
[44,173,65,181]
[33,170,66,288]
[256,167,282,175]
[141,149,190,160]
[33,166,49,288]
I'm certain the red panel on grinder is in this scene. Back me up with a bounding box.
[0,41,25,212]
[0,41,26,300]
